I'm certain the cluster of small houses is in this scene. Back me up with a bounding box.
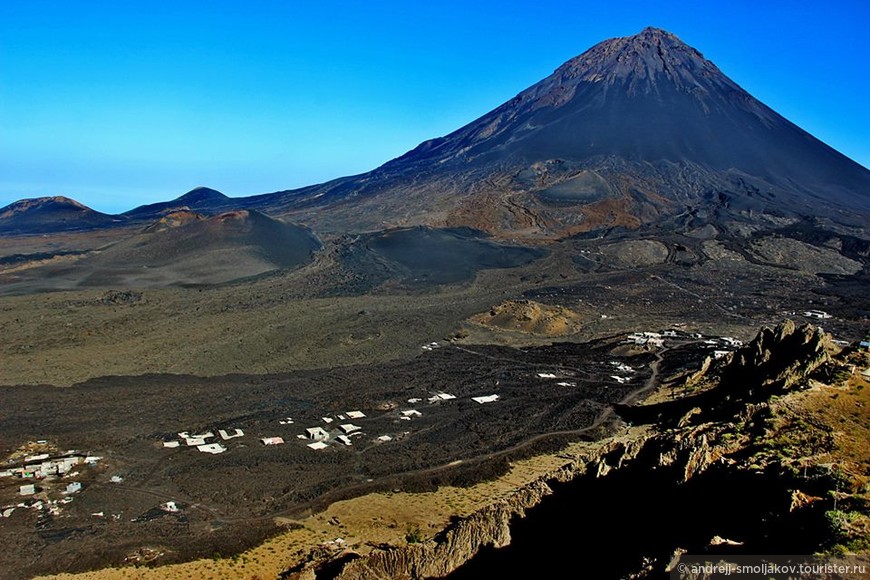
[536,362,639,386]
[161,391,502,454]
[624,329,744,360]
[161,429,244,455]
[0,451,107,519]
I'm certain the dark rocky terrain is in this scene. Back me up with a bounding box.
[0,335,661,579]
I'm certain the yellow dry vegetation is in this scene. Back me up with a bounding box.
[470,299,583,336]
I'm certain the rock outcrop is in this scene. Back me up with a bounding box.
[616,320,835,425]
[469,300,583,336]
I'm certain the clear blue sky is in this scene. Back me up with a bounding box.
[2,0,868,213]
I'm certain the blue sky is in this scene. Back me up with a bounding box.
[2,0,868,213]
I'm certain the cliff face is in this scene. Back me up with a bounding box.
[282,322,849,579]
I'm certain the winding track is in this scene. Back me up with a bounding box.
[108,344,673,524]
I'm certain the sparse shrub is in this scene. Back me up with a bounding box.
[405,525,424,544]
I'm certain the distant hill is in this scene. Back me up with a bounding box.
[0,196,123,234]
[0,210,321,291]
[123,187,234,220]
[83,209,321,286]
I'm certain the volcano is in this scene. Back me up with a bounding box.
[253,27,870,237]
[123,186,234,220]
[0,196,122,234]
[0,210,321,292]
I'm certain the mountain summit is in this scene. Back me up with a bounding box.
[124,187,232,220]
[257,27,869,236]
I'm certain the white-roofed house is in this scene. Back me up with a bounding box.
[197,443,227,454]
[305,427,329,441]
[472,395,500,404]
[219,429,244,440]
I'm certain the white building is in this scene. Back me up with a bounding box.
[261,437,284,446]
[219,429,244,440]
[307,441,328,450]
[803,310,832,319]
[197,443,227,454]
[346,411,366,419]
[610,362,635,373]
[472,395,500,404]
[431,393,456,401]
[336,435,353,446]
[338,424,361,434]
[305,427,329,441]
[19,484,36,496]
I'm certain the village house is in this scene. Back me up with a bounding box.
[472,395,500,404]
[218,428,244,440]
[803,310,832,319]
[305,427,329,441]
[197,443,227,454]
